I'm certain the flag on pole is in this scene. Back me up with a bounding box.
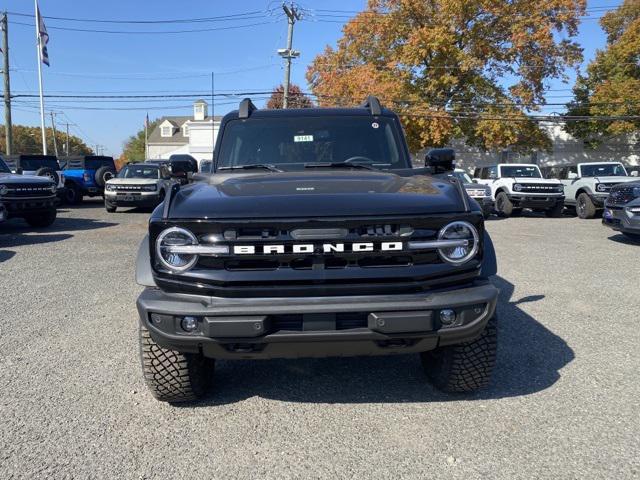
[144,113,149,128]
[36,3,49,66]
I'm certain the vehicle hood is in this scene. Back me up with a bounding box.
[167,170,465,219]
[0,172,54,185]
[510,177,561,184]
[107,178,159,185]
[593,176,637,184]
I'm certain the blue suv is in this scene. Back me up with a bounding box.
[62,155,116,204]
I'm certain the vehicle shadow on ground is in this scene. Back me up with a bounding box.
[184,275,574,407]
[0,216,116,236]
[608,233,640,245]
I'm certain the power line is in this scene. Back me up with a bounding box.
[6,9,268,24]
[10,20,279,35]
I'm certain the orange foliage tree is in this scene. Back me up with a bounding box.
[307,0,586,153]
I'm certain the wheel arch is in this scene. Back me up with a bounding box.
[136,235,157,287]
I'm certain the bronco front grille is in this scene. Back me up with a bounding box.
[514,184,561,194]
[2,184,54,198]
[150,215,483,297]
[608,186,637,205]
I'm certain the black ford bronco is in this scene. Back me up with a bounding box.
[0,155,58,227]
[136,97,499,403]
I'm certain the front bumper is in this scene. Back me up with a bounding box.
[603,202,640,234]
[105,191,161,208]
[137,280,499,360]
[0,195,57,218]
[507,194,564,209]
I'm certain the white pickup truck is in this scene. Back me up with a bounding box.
[542,162,638,219]
[473,164,565,217]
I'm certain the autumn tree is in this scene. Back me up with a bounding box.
[266,84,314,109]
[565,0,640,146]
[307,0,586,152]
[0,125,93,156]
[121,118,160,163]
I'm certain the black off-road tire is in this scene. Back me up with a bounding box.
[24,209,57,228]
[95,166,116,187]
[421,315,498,392]
[139,323,214,403]
[64,183,83,205]
[35,166,60,185]
[495,192,513,217]
[105,203,117,213]
[545,202,564,218]
[576,193,596,219]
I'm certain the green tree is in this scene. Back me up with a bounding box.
[0,125,93,156]
[565,0,640,146]
[266,84,314,109]
[121,119,160,162]
[307,0,586,152]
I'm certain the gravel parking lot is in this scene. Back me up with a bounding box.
[1,200,639,479]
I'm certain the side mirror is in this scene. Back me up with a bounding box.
[568,172,578,180]
[631,171,639,177]
[472,179,479,183]
[425,148,455,173]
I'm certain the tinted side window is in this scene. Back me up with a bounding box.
[487,166,497,179]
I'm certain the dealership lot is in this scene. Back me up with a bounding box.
[0,201,638,479]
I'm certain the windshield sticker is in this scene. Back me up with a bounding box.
[372,122,379,129]
[294,135,314,143]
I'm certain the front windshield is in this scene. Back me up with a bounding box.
[0,157,10,174]
[580,163,627,177]
[118,164,159,179]
[452,171,473,183]
[217,116,408,170]
[500,165,542,178]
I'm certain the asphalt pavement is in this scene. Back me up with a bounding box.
[0,200,638,479]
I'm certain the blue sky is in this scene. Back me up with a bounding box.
[1,0,622,156]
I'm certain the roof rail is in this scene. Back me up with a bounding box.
[361,95,382,115]
[238,98,257,119]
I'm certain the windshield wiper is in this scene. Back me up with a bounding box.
[218,164,282,172]
[304,162,377,171]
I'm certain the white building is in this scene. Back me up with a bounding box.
[147,100,221,163]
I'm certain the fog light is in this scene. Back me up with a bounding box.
[181,316,199,332]
[440,309,457,326]
[150,313,163,325]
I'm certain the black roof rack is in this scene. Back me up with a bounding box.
[361,95,382,115]
[239,98,257,119]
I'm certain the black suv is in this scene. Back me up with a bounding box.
[135,97,499,403]
[0,155,58,227]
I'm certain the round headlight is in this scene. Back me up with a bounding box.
[0,185,8,196]
[596,183,607,192]
[437,221,479,265]
[156,227,199,272]
[513,183,522,192]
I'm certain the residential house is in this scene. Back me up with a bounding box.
[147,100,221,163]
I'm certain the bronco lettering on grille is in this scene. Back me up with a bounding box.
[233,242,404,255]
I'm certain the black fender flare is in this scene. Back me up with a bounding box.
[136,235,157,287]
[480,230,497,278]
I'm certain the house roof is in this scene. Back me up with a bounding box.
[148,115,222,145]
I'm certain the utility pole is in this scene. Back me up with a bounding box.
[2,12,12,155]
[278,3,301,109]
[211,71,215,157]
[65,122,69,156]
